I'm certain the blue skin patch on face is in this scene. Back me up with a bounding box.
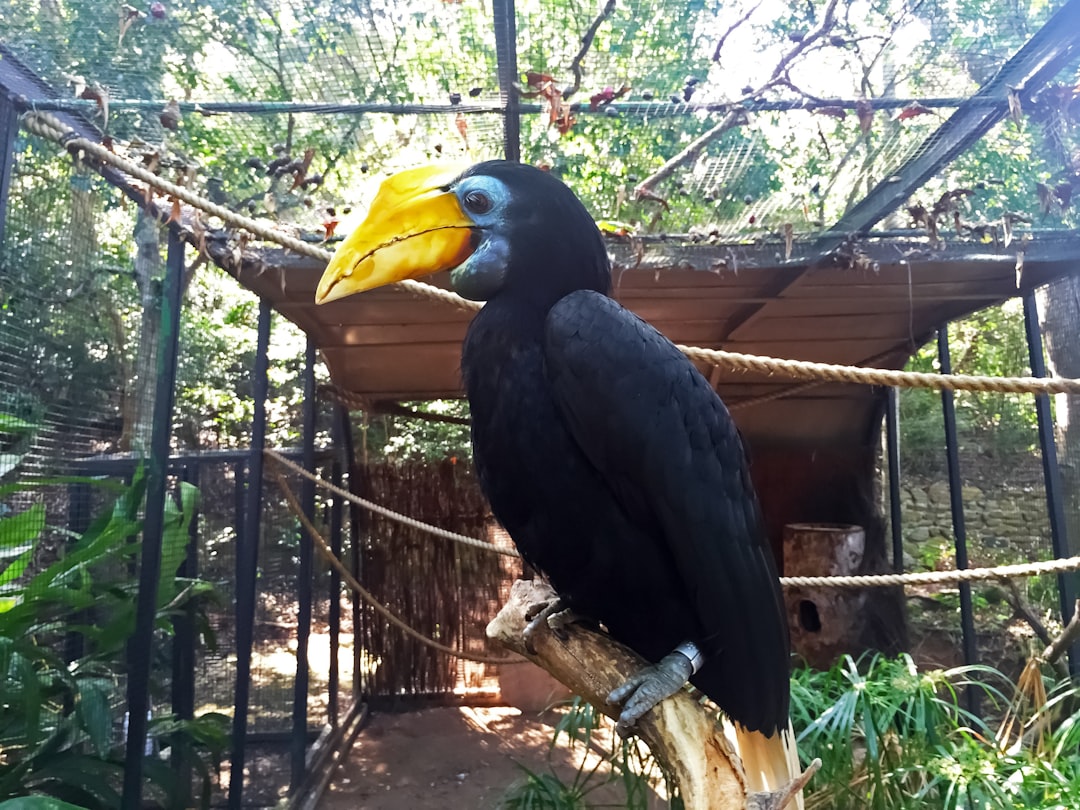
[451,234,511,300]
[449,175,513,301]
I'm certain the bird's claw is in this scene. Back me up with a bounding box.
[545,606,580,640]
[523,597,572,653]
[607,652,694,737]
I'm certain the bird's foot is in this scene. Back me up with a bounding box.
[523,597,578,653]
[607,650,695,737]
[545,606,581,638]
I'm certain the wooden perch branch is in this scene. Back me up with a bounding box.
[487,579,816,810]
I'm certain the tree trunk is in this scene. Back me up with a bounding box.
[122,208,162,454]
[1038,278,1080,565]
[64,165,99,407]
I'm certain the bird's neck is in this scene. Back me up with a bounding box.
[462,296,550,437]
[473,290,554,342]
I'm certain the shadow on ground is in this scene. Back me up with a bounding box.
[319,705,666,809]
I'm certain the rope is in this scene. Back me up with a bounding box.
[265,449,520,558]
[780,555,1080,589]
[23,110,1080,396]
[678,345,1080,395]
[268,466,524,665]
[26,107,1080,665]
[20,111,480,315]
[269,449,1080,593]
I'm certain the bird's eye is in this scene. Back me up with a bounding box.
[463,190,492,214]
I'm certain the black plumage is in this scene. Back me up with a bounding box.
[458,162,790,735]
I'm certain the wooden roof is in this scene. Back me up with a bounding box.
[226,233,1080,446]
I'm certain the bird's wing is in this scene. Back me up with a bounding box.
[544,289,789,733]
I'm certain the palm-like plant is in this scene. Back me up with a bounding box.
[792,653,1080,810]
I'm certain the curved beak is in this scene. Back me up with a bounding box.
[315,164,476,304]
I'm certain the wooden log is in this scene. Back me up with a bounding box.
[783,522,867,667]
[487,579,817,810]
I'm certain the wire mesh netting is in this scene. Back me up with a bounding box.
[2,0,1077,245]
[1,0,1080,805]
[888,300,1066,674]
[0,121,354,800]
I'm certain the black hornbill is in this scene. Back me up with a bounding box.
[316,161,800,795]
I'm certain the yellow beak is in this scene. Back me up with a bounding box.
[315,164,477,304]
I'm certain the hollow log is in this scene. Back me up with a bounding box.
[783,522,867,667]
[487,579,816,810]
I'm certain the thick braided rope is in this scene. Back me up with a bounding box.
[265,449,520,558]
[269,450,1080,591]
[780,555,1080,589]
[678,345,1080,395]
[24,110,1080,396]
[269,467,524,665]
[20,111,480,315]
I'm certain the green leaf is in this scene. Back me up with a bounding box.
[158,482,198,607]
[25,754,123,808]
[139,756,180,800]
[0,414,37,434]
[0,504,45,551]
[0,798,93,810]
[34,515,140,591]
[75,678,113,756]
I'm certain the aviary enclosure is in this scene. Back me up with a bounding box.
[1,0,1079,806]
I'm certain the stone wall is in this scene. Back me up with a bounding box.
[894,465,1051,569]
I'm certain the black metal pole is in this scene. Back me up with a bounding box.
[493,0,520,161]
[0,93,18,248]
[1022,291,1079,675]
[938,325,980,716]
[291,340,317,792]
[228,299,272,810]
[234,460,247,549]
[885,386,904,573]
[327,421,345,726]
[64,483,92,669]
[337,405,364,700]
[171,462,200,807]
[121,228,186,810]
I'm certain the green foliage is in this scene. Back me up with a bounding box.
[793,654,1080,810]
[900,299,1038,473]
[499,697,680,810]
[365,401,472,462]
[0,799,91,810]
[511,657,1080,810]
[0,454,226,809]
[2,0,1075,463]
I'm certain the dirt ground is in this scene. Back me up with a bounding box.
[318,705,664,810]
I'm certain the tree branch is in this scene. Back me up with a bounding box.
[767,0,841,85]
[1039,599,1080,667]
[633,110,747,201]
[564,0,618,100]
[1002,578,1054,649]
[713,2,762,63]
[634,0,841,201]
[487,579,817,810]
